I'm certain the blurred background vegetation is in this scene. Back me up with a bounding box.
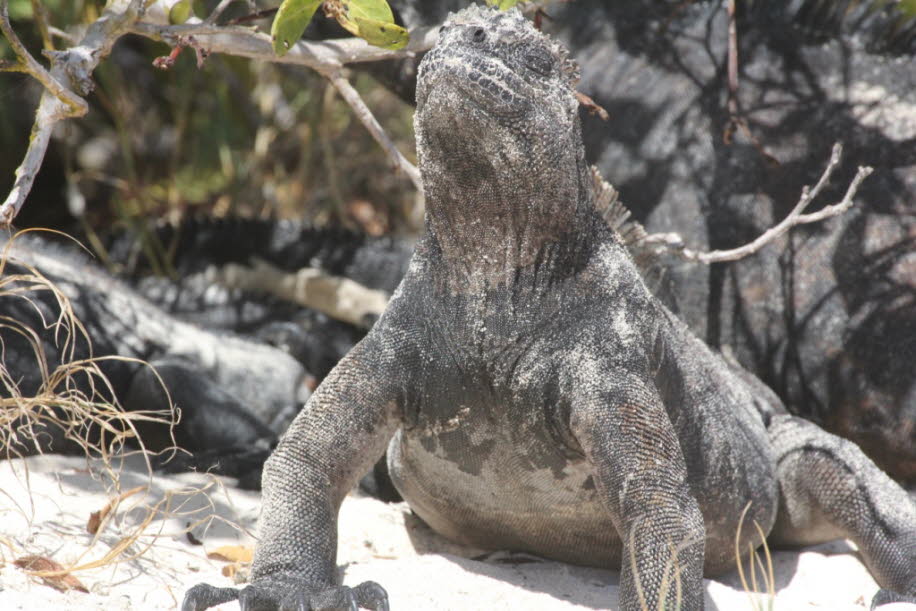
[3,0,916,260]
[0,0,418,269]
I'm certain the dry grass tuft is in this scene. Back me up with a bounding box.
[0,229,246,589]
[735,502,776,611]
[0,229,175,466]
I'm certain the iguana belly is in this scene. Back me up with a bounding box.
[386,424,625,567]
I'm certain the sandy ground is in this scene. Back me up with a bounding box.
[0,454,912,610]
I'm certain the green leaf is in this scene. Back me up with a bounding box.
[350,15,409,49]
[169,0,194,24]
[338,0,408,50]
[271,0,323,56]
[343,0,395,23]
[902,0,916,17]
[485,0,522,9]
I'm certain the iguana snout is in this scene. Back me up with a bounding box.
[416,6,578,127]
[417,27,532,119]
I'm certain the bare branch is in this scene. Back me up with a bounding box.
[0,58,27,72]
[0,0,436,225]
[0,0,149,226]
[47,25,77,45]
[0,0,86,115]
[205,0,237,25]
[204,260,390,328]
[133,18,433,195]
[29,0,54,51]
[324,68,423,194]
[724,0,738,140]
[642,143,872,264]
[129,21,440,70]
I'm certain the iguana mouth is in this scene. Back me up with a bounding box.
[417,53,532,119]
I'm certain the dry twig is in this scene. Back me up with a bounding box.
[0,0,149,227]
[132,20,440,67]
[202,259,390,328]
[134,17,436,194]
[324,68,423,192]
[641,143,871,264]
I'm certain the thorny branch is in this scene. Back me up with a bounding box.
[642,143,872,264]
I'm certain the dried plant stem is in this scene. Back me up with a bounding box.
[134,17,431,195]
[203,259,390,328]
[131,20,440,70]
[324,68,423,193]
[643,143,872,264]
[205,0,238,25]
[0,1,436,224]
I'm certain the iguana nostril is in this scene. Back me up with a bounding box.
[472,28,486,43]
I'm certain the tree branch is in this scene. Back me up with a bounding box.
[0,0,86,114]
[205,260,390,328]
[642,143,872,264]
[129,20,440,71]
[0,0,148,227]
[205,0,237,25]
[132,18,432,195]
[324,68,423,194]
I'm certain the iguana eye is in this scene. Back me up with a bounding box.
[524,47,554,77]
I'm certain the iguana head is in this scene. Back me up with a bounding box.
[415,6,594,290]
[416,6,579,125]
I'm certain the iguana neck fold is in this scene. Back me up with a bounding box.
[421,144,599,293]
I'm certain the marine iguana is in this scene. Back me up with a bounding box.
[544,0,916,484]
[182,7,916,610]
[330,0,916,483]
[0,231,310,484]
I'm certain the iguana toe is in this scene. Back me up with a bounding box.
[302,581,389,610]
[351,581,389,610]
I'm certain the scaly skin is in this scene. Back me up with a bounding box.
[375,0,916,484]
[183,8,916,610]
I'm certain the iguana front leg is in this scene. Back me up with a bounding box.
[182,332,407,611]
[569,374,706,611]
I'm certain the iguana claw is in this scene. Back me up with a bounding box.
[182,583,239,611]
[181,580,389,611]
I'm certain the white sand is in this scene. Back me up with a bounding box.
[0,454,910,610]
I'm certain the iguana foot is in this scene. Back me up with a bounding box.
[181,579,389,611]
[182,583,239,610]
[871,588,916,610]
